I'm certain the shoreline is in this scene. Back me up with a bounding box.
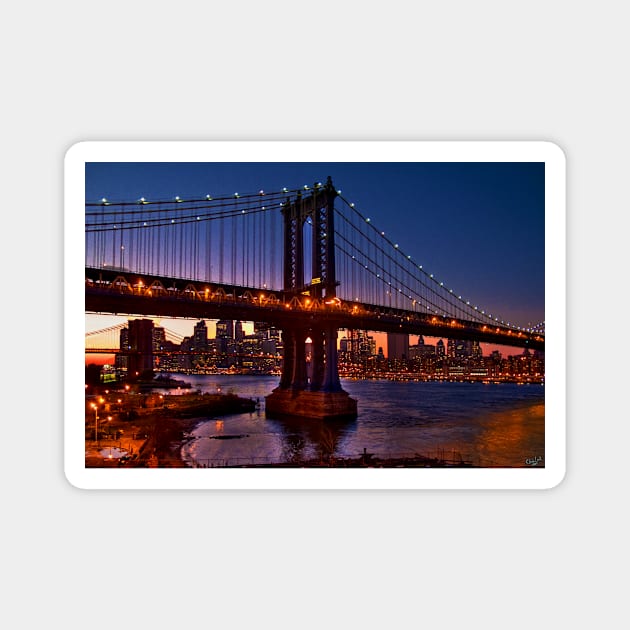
[85,382,544,469]
[85,391,256,468]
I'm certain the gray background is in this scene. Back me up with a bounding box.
[2,1,626,628]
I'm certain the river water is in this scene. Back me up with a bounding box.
[154,374,545,468]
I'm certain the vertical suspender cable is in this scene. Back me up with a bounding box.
[219,203,224,283]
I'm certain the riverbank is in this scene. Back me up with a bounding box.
[189,452,478,468]
[85,392,256,468]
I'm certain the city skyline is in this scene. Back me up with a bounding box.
[86,314,543,387]
[85,314,531,365]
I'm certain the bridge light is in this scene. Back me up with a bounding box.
[394,243,398,248]
[234,192,239,198]
[175,196,181,202]
[366,217,370,222]
[381,231,385,236]
[197,216,200,220]
[139,197,146,204]
[304,185,309,190]
[282,187,288,193]
[259,190,265,195]
[350,202,355,207]
[101,198,108,204]
[206,194,212,200]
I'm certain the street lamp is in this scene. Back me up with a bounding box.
[91,403,99,443]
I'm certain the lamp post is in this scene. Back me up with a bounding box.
[91,403,99,443]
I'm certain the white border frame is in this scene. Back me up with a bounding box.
[65,141,565,490]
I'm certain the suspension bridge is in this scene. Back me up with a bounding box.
[85,177,544,419]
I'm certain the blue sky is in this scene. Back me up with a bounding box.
[85,161,544,353]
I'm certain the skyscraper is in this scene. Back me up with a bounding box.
[436,339,445,358]
[193,320,208,351]
[152,326,166,352]
[215,320,234,340]
[387,333,409,360]
[447,338,456,359]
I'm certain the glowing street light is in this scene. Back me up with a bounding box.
[90,403,99,443]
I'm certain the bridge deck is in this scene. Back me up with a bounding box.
[85,268,544,351]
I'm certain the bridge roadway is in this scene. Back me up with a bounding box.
[85,267,544,351]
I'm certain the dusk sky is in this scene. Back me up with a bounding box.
[85,161,545,358]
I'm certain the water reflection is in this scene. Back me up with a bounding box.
[268,415,357,463]
[172,375,544,467]
[470,403,545,467]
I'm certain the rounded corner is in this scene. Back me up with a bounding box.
[64,141,90,165]
[63,465,90,491]
[540,140,567,165]
[543,466,567,490]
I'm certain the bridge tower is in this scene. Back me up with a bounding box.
[125,318,155,381]
[265,177,357,421]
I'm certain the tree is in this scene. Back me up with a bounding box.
[85,363,102,385]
